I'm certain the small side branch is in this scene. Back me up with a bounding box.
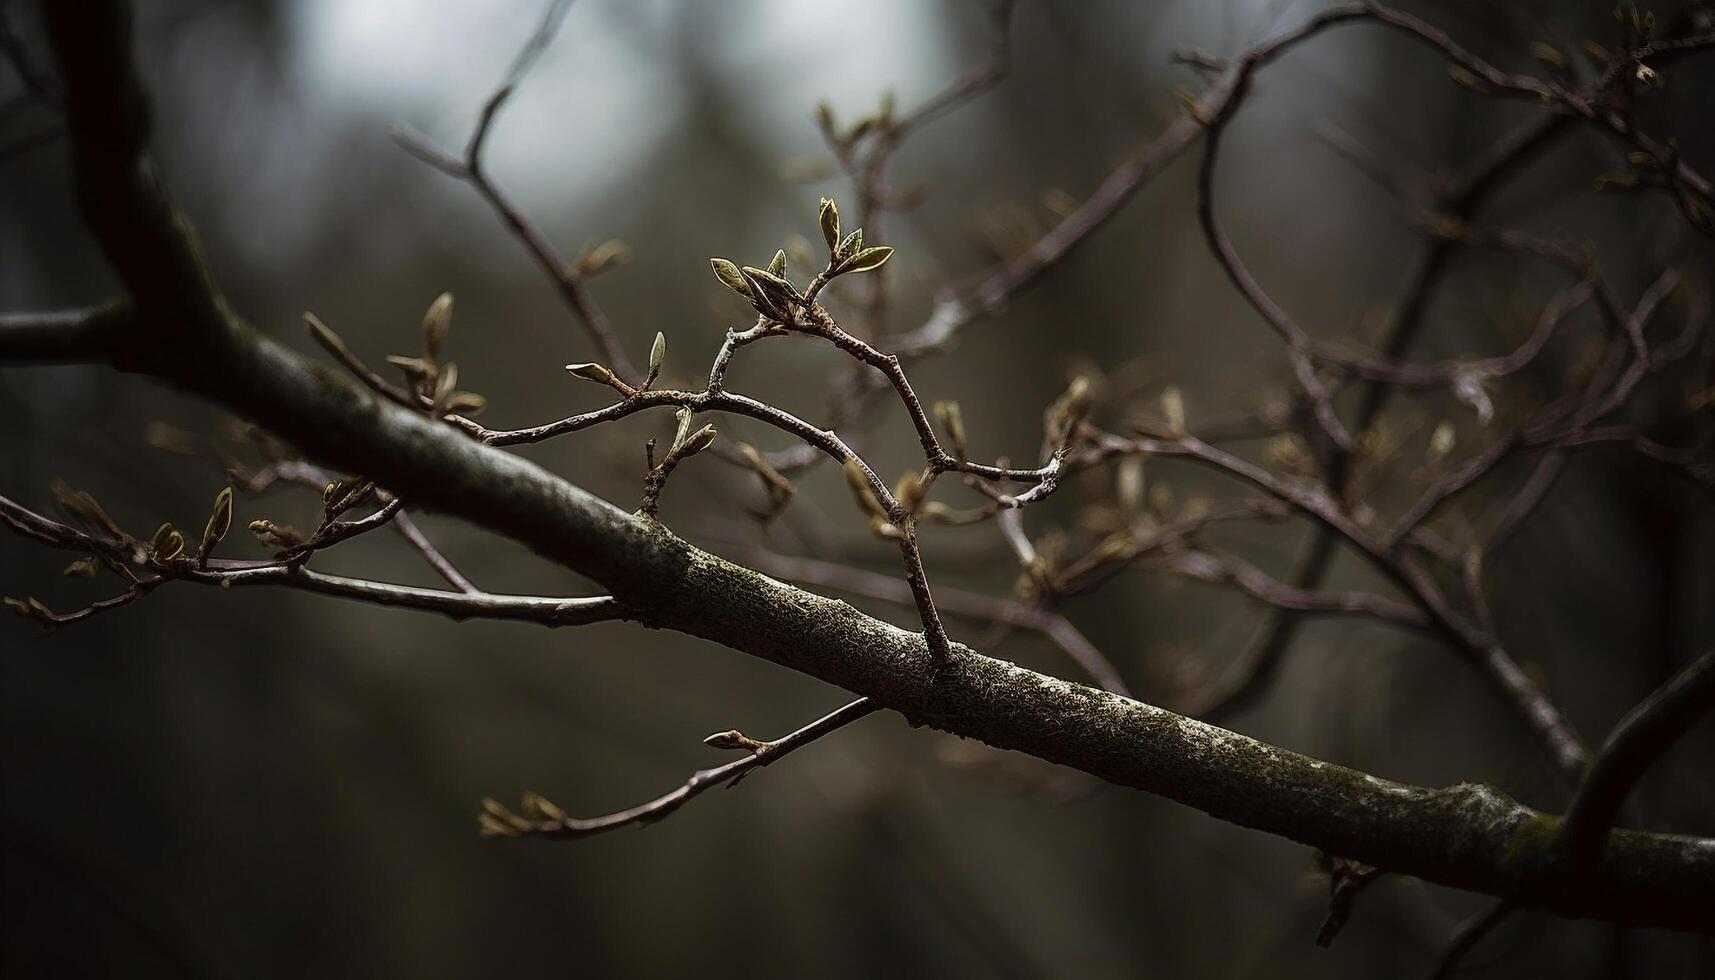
[390,0,639,382]
[480,697,878,839]
[0,492,620,630]
[1560,648,1715,869]
[1423,900,1516,980]
[1157,549,1430,630]
[391,510,478,594]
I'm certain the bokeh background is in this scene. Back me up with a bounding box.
[3,0,1714,976]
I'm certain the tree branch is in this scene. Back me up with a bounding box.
[390,0,640,383]
[1560,648,1715,870]
[0,492,621,628]
[0,304,129,363]
[718,541,1131,697]
[479,697,878,839]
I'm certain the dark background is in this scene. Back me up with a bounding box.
[3,0,1713,976]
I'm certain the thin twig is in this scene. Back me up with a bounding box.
[1424,901,1516,980]
[0,493,617,629]
[392,510,478,594]
[479,697,878,839]
[391,0,640,382]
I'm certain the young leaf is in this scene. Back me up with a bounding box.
[1427,421,1456,462]
[443,392,488,416]
[248,519,306,550]
[740,271,787,321]
[741,267,799,322]
[840,245,893,275]
[894,471,927,515]
[51,481,126,541]
[386,355,435,383]
[5,596,57,626]
[767,248,788,279]
[835,229,864,261]
[703,730,754,751]
[431,362,460,415]
[566,362,615,386]
[575,239,631,276]
[670,407,695,454]
[710,258,753,298]
[648,332,667,376]
[819,197,840,252]
[933,401,967,459]
[1116,456,1144,510]
[151,522,185,563]
[1446,64,1489,93]
[676,424,718,458]
[843,458,889,521]
[1160,386,1186,436]
[868,515,902,540]
[743,265,797,298]
[422,292,453,362]
[1046,376,1092,445]
[520,791,567,822]
[738,443,794,498]
[1529,41,1566,70]
[198,485,234,564]
[63,557,101,578]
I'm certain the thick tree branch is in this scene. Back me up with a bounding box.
[719,542,1131,697]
